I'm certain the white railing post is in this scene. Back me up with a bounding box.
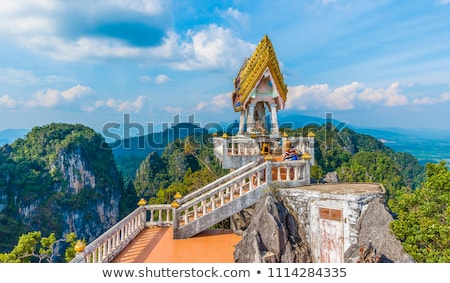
[220,190,224,206]
[183,209,188,224]
[266,161,272,186]
[211,195,216,210]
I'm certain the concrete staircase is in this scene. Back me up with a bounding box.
[172,159,309,239]
[69,158,310,262]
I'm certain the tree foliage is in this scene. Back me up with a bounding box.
[0,123,122,255]
[389,161,450,262]
[0,231,77,263]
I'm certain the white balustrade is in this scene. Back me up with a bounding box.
[71,159,310,263]
[70,204,172,263]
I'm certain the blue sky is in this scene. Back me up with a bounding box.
[1,0,450,136]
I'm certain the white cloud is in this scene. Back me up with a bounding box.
[0,0,171,60]
[211,93,231,109]
[287,83,337,110]
[0,95,17,109]
[110,0,166,15]
[24,84,92,108]
[93,95,148,113]
[155,74,170,84]
[413,92,450,105]
[0,68,40,84]
[188,93,231,113]
[0,3,255,73]
[219,7,249,26]
[195,101,208,111]
[27,88,60,108]
[287,81,408,110]
[172,24,255,71]
[359,82,408,107]
[61,84,93,101]
[139,74,170,84]
[326,82,363,110]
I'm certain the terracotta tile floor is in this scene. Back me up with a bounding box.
[113,227,242,263]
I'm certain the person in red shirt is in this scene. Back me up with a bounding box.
[282,146,297,161]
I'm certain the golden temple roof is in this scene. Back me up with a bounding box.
[232,34,288,112]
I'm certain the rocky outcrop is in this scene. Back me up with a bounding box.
[324,171,339,183]
[230,208,253,236]
[233,192,312,263]
[233,192,413,263]
[344,198,415,263]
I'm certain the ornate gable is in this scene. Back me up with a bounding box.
[232,35,288,112]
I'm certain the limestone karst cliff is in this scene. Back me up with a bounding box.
[0,123,122,257]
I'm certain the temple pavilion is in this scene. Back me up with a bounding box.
[214,35,315,169]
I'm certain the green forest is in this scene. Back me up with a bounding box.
[0,122,449,262]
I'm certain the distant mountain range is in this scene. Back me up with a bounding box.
[2,113,449,166]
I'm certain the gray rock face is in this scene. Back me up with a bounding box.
[233,193,414,263]
[344,198,415,263]
[233,192,312,263]
[324,171,340,183]
[230,208,253,236]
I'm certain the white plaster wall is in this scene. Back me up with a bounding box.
[280,185,385,263]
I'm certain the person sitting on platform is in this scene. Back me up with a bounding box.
[282,146,297,161]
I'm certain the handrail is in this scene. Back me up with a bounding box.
[174,160,308,231]
[71,159,310,262]
[70,204,172,263]
[70,206,146,263]
[178,161,267,212]
[178,161,258,204]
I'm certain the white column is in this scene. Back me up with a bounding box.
[270,103,279,135]
[247,104,255,133]
[238,110,245,134]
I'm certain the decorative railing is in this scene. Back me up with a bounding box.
[174,160,309,232]
[70,204,172,263]
[213,136,260,162]
[71,159,310,262]
[175,162,268,229]
[178,161,258,203]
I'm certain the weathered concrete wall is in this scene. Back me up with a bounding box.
[279,183,386,262]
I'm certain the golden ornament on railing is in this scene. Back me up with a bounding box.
[212,132,218,137]
[137,198,147,206]
[307,131,316,138]
[222,133,228,138]
[264,154,274,161]
[74,240,86,253]
[170,200,180,209]
[174,192,182,200]
[282,132,288,138]
[302,152,312,160]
